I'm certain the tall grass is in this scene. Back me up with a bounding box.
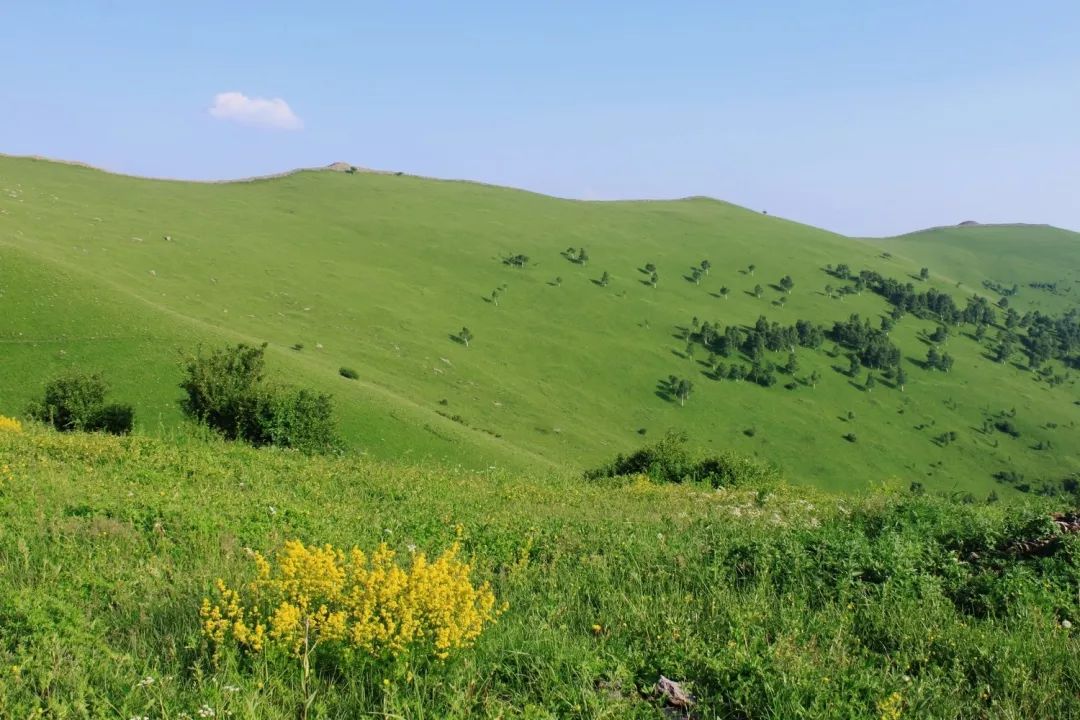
[0,426,1076,718]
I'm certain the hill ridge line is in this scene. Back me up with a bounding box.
[0,151,822,231]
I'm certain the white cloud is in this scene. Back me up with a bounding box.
[208,91,303,131]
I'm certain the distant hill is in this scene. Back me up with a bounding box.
[1,154,1077,493]
[875,223,1080,314]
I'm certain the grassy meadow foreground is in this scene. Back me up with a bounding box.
[1,423,1078,718]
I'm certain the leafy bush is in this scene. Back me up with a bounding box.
[91,403,135,435]
[180,343,340,453]
[339,366,359,380]
[995,419,1021,438]
[179,343,266,441]
[27,372,133,435]
[586,430,779,488]
[257,387,338,454]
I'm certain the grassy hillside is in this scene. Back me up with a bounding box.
[1,425,1077,718]
[2,155,1079,492]
[877,223,1080,314]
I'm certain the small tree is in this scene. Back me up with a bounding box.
[459,327,474,347]
[644,262,657,273]
[675,378,693,406]
[848,354,861,377]
[779,275,794,294]
[748,264,756,276]
[920,267,930,281]
[897,366,908,392]
[720,286,729,300]
[865,372,876,392]
[809,370,821,389]
[785,352,799,375]
[939,352,955,373]
[650,271,658,288]
[754,284,763,298]
[994,341,1012,364]
[491,289,500,306]
[701,259,711,276]
[578,248,589,265]
[554,276,563,287]
[600,271,610,287]
[690,267,702,285]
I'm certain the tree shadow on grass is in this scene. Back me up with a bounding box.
[655,378,676,402]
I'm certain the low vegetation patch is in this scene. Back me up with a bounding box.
[586,430,779,487]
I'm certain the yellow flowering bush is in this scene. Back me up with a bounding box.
[0,415,22,433]
[201,539,501,664]
[877,692,903,720]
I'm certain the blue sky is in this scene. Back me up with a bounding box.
[2,1,1078,235]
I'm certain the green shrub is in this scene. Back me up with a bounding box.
[995,419,1021,437]
[586,430,778,487]
[257,387,339,454]
[339,367,359,380]
[90,403,135,435]
[27,372,133,435]
[179,343,266,442]
[180,343,340,453]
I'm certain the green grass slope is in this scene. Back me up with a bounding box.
[877,223,1080,314]
[1,427,1077,718]
[2,155,1078,492]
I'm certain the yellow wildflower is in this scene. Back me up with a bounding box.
[201,539,501,664]
[878,692,903,720]
[0,416,22,433]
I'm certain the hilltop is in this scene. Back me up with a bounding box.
[1,154,1078,494]
[877,222,1080,315]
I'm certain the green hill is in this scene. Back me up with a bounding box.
[876,223,1080,314]
[2,155,1078,493]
